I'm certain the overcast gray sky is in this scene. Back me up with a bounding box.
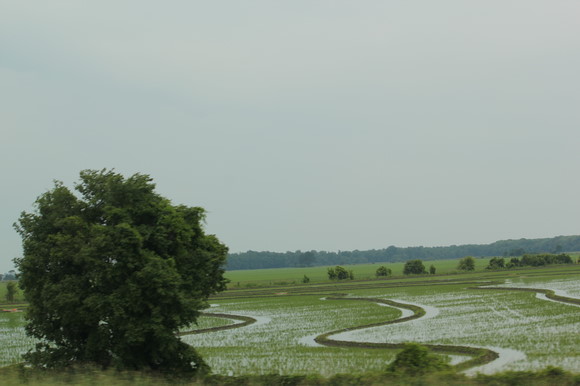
[1,1,579,273]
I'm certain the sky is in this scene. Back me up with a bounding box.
[1,1,579,273]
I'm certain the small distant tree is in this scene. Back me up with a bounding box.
[5,282,18,302]
[328,266,351,280]
[486,257,505,270]
[327,267,337,280]
[429,265,436,274]
[403,260,426,275]
[457,256,475,271]
[302,275,310,284]
[335,266,349,280]
[386,343,450,375]
[375,266,392,277]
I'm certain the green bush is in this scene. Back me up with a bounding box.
[403,260,427,275]
[457,256,475,271]
[375,266,392,277]
[386,343,451,376]
[327,266,352,281]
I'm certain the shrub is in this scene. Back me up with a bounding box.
[403,260,426,275]
[486,257,505,270]
[386,343,451,375]
[327,266,352,280]
[5,282,18,302]
[375,266,392,277]
[457,256,475,271]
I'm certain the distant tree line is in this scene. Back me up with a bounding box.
[226,235,580,270]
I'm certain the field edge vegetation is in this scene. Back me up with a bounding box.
[0,363,578,386]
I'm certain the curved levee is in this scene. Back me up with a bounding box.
[317,284,580,371]
[473,285,580,306]
[186,281,579,373]
[314,296,499,371]
[179,312,257,335]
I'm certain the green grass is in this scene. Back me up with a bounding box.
[224,257,494,287]
[0,365,578,386]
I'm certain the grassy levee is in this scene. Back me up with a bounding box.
[314,296,499,372]
[473,286,580,306]
[212,278,504,300]
[179,313,257,335]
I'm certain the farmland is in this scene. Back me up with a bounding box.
[223,257,495,287]
[1,262,579,378]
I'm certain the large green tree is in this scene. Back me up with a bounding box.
[14,169,228,373]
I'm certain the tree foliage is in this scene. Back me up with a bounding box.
[297,251,316,267]
[429,264,436,275]
[403,260,426,275]
[5,282,18,302]
[505,253,573,269]
[457,256,476,271]
[486,257,505,270]
[327,266,353,280]
[3,270,17,281]
[14,169,228,373]
[375,266,392,277]
[226,236,580,270]
[520,253,572,266]
[386,343,450,375]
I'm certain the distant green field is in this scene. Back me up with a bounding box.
[224,257,494,286]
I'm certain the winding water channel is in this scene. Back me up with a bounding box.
[184,282,580,374]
